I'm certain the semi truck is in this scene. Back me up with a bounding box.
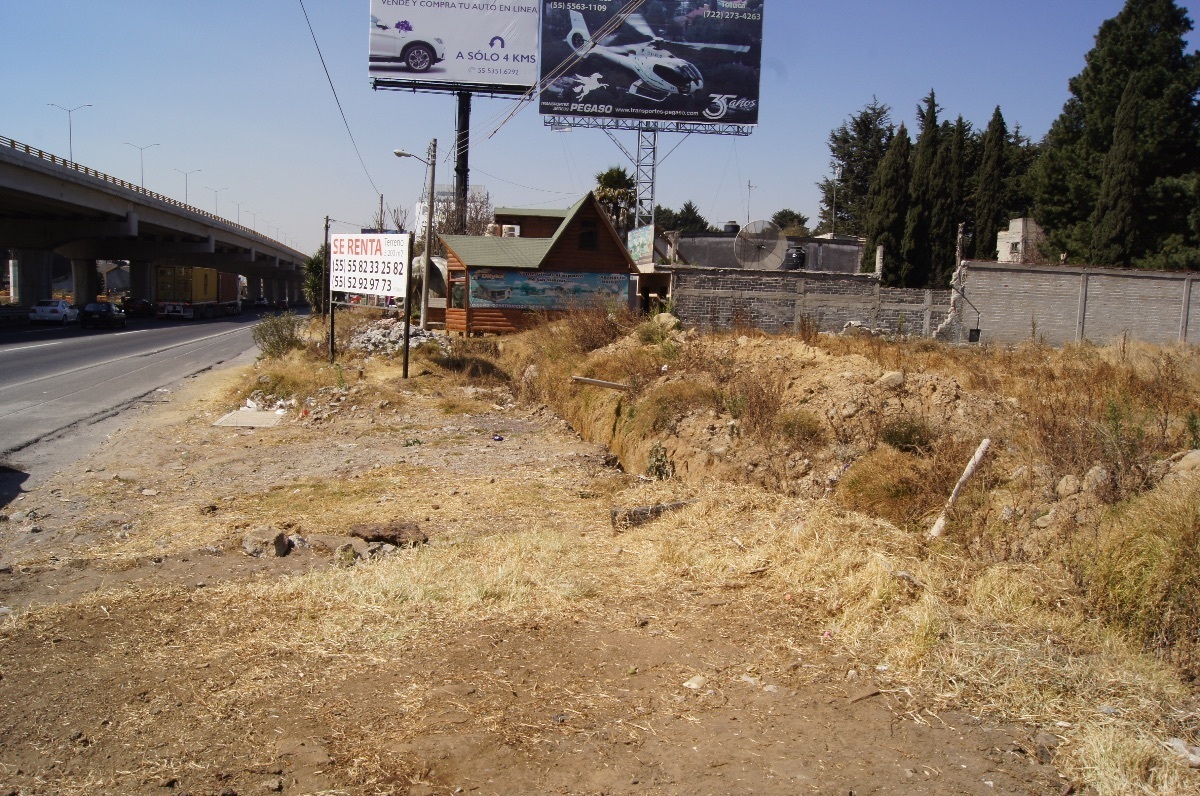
[155,266,241,319]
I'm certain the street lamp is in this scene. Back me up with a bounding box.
[831,165,843,237]
[124,141,159,189]
[232,200,248,226]
[48,103,91,162]
[173,168,201,205]
[395,139,436,331]
[204,186,229,216]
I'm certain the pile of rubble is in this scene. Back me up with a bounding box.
[346,318,450,356]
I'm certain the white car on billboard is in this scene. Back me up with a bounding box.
[369,15,445,73]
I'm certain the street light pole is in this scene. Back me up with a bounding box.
[173,168,200,205]
[48,103,91,162]
[124,141,159,189]
[232,200,248,226]
[832,165,843,237]
[394,139,437,331]
[204,186,229,216]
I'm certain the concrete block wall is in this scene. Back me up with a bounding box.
[670,267,962,340]
[962,261,1198,346]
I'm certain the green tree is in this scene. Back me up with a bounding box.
[901,92,942,286]
[862,124,913,282]
[974,107,1009,259]
[594,166,636,235]
[675,201,712,234]
[1090,74,1145,264]
[771,208,810,236]
[303,244,328,315]
[815,98,894,236]
[1032,0,1200,263]
[654,204,679,231]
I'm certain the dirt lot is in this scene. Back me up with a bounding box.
[0,353,1083,795]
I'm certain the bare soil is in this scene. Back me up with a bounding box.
[0,358,1069,795]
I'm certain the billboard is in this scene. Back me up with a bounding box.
[538,0,764,125]
[369,1,540,91]
[469,269,630,309]
[329,233,412,300]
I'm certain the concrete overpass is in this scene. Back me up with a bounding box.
[0,135,307,306]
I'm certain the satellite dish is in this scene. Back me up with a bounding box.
[734,220,787,270]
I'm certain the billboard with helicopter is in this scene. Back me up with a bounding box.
[368,0,540,92]
[537,0,764,125]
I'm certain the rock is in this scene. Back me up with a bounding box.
[876,371,905,389]
[9,511,26,523]
[1169,450,1200,474]
[1055,475,1081,499]
[265,778,284,792]
[1034,731,1059,764]
[682,675,707,690]
[1082,465,1110,494]
[334,543,359,568]
[366,542,399,559]
[348,521,427,548]
[141,489,159,497]
[653,312,681,331]
[242,527,291,558]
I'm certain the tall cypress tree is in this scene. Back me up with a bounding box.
[902,92,941,287]
[862,124,913,283]
[1032,0,1200,263]
[1090,74,1145,264]
[975,107,1009,259]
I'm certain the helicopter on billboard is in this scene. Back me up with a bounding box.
[563,10,749,102]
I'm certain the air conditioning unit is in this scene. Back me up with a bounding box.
[502,225,520,238]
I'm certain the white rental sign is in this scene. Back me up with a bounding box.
[368,1,540,90]
[329,233,412,300]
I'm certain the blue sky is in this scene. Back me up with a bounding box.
[3,1,1198,254]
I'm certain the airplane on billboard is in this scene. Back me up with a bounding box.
[564,10,749,102]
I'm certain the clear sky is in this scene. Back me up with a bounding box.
[3,1,1198,254]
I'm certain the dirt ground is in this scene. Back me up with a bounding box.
[0,357,1071,795]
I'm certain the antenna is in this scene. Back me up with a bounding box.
[734,220,787,271]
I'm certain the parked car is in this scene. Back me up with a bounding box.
[28,299,78,324]
[120,297,155,317]
[79,301,127,329]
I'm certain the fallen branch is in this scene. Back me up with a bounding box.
[610,500,694,530]
[572,376,631,392]
[928,438,991,539]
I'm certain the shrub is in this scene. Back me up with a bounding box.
[774,409,825,451]
[632,380,719,435]
[880,416,938,454]
[253,312,305,359]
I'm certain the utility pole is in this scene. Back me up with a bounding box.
[325,216,334,363]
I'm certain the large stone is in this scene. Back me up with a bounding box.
[348,521,427,548]
[242,527,291,558]
[1170,450,1200,474]
[1055,474,1081,499]
[876,371,905,389]
[1082,465,1111,494]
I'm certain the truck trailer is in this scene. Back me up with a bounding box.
[155,267,241,319]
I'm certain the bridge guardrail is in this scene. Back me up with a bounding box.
[2,135,291,252]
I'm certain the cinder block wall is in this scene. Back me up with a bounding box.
[961,261,1199,345]
[669,268,962,340]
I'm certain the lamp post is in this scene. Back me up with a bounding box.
[48,103,90,162]
[204,186,229,216]
[173,168,201,205]
[232,200,248,227]
[394,139,436,331]
[124,141,159,189]
[831,165,843,237]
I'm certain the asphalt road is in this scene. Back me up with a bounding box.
[0,310,281,505]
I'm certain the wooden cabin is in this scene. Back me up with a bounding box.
[439,192,637,334]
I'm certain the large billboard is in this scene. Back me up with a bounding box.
[369,1,540,91]
[538,0,764,125]
[329,233,412,300]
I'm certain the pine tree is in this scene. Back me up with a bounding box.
[1032,0,1200,263]
[974,107,1009,259]
[815,99,894,236]
[861,124,913,283]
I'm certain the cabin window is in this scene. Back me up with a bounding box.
[579,219,598,250]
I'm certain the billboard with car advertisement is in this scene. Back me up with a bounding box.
[538,0,764,125]
[369,1,540,91]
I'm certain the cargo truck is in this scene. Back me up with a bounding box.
[155,266,241,319]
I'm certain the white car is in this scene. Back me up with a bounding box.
[369,15,445,73]
[28,299,79,325]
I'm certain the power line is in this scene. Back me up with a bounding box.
[297,0,381,198]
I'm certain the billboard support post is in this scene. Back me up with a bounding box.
[454,92,471,236]
[635,126,658,230]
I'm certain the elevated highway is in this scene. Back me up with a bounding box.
[0,135,306,305]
